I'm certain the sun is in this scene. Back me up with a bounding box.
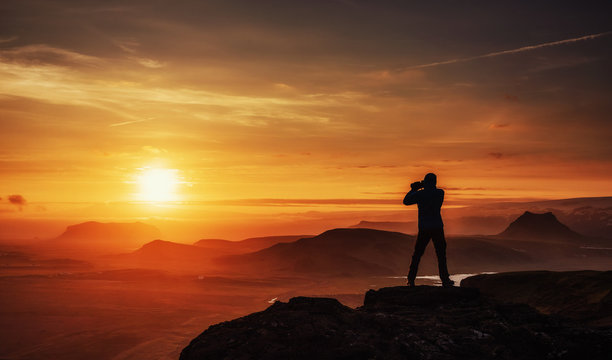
[137,168,180,202]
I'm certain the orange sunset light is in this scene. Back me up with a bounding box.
[1,3,612,359]
[136,167,181,202]
[0,1,610,241]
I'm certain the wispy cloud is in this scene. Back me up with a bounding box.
[0,44,377,136]
[134,57,165,68]
[0,44,102,67]
[0,36,18,44]
[187,198,400,206]
[109,118,155,127]
[407,31,612,69]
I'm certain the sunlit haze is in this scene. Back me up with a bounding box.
[1,4,612,360]
[136,167,181,202]
[1,1,611,240]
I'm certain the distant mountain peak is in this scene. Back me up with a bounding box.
[319,227,405,237]
[54,221,162,252]
[60,221,161,238]
[522,211,557,219]
[499,211,581,240]
[133,239,197,255]
[140,239,171,248]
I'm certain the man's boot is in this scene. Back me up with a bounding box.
[441,278,455,287]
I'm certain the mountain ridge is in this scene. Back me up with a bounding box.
[217,228,536,276]
[193,235,310,253]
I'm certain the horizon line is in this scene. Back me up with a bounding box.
[16,195,612,206]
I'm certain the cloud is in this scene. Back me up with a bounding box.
[133,57,165,69]
[7,194,26,211]
[199,198,399,206]
[274,83,293,90]
[362,191,405,195]
[0,36,18,44]
[115,39,140,54]
[333,164,398,170]
[141,146,168,154]
[1,2,611,205]
[0,44,102,67]
[407,31,612,69]
[445,187,487,191]
[504,94,518,102]
[109,118,155,127]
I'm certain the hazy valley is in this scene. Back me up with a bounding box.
[1,198,611,359]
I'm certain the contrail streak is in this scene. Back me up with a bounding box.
[110,117,154,127]
[407,31,612,69]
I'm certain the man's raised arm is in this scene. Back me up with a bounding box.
[403,182,422,205]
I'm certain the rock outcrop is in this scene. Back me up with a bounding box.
[180,284,611,360]
[462,270,612,327]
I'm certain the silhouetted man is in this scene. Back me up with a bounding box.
[403,173,454,287]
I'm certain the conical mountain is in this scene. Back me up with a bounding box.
[499,211,581,241]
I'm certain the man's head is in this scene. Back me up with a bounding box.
[423,173,437,188]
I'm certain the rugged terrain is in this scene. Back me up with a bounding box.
[180,271,612,360]
[462,270,612,327]
[215,211,609,277]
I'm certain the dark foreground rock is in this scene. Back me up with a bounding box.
[462,270,612,327]
[180,285,611,360]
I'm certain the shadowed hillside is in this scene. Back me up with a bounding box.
[106,235,312,273]
[98,213,611,276]
[193,235,310,253]
[215,211,612,277]
[125,240,214,271]
[349,220,414,233]
[218,229,404,276]
[218,228,536,276]
[350,217,510,235]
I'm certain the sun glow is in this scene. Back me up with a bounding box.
[137,168,180,202]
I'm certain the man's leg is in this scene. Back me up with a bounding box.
[407,230,430,286]
[431,228,453,286]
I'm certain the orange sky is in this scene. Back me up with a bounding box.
[1,1,611,239]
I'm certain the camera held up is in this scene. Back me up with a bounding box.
[411,181,424,190]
